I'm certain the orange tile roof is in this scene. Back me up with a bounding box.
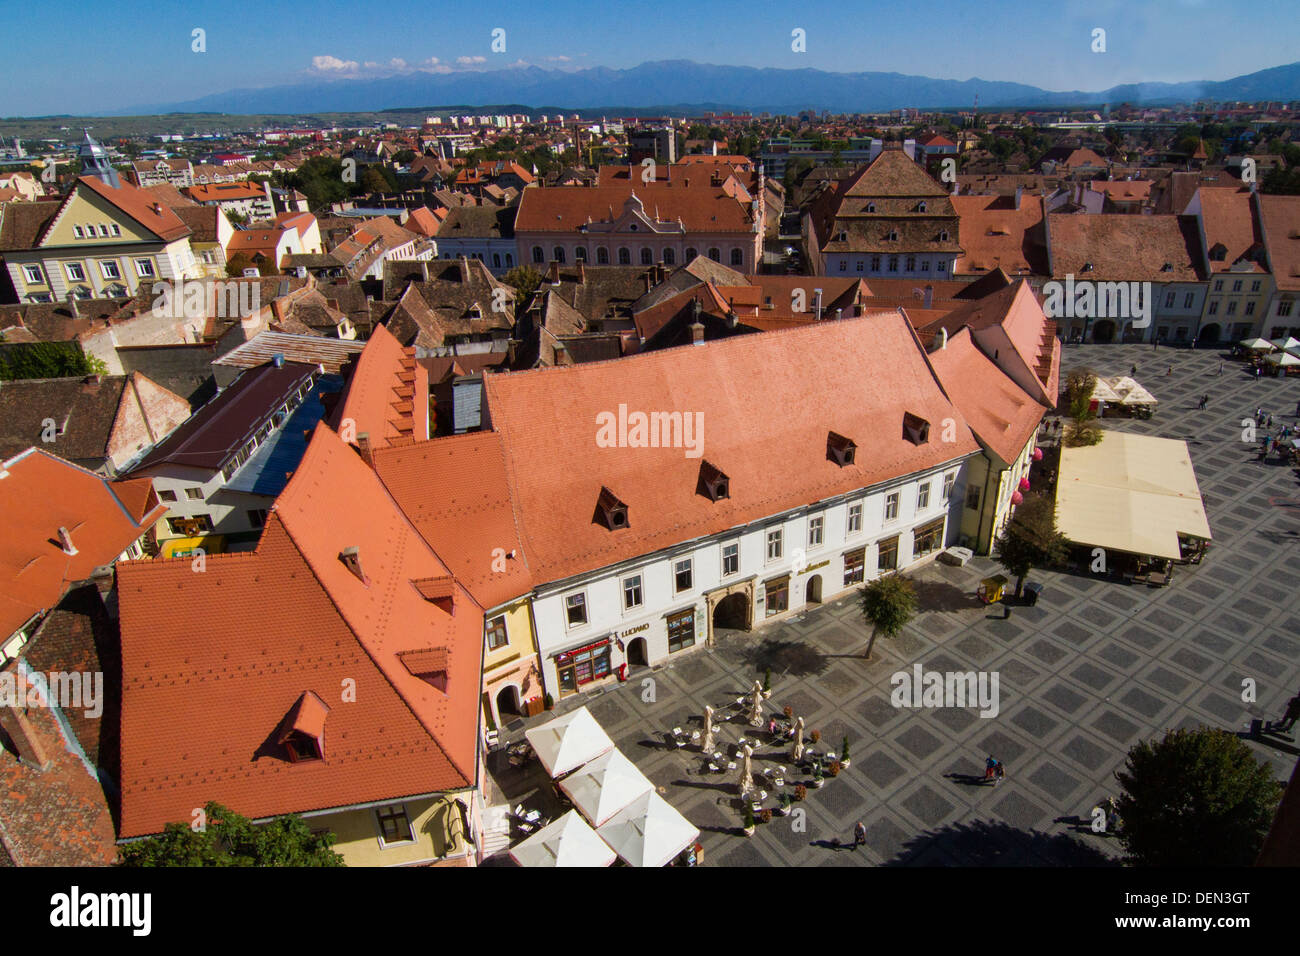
[330,324,429,449]
[516,179,757,235]
[927,328,1045,465]
[1260,194,1300,291]
[185,181,267,203]
[952,194,1048,276]
[0,449,165,638]
[76,176,191,243]
[1199,187,1266,275]
[374,432,533,610]
[116,424,483,837]
[478,311,980,584]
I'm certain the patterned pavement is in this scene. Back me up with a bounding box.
[493,344,1300,866]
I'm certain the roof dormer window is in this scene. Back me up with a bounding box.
[399,648,450,693]
[1209,243,1227,261]
[339,546,368,585]
[827,431,857,467]
[595,487,629,530]
[276,691,329,763]
[866,202,876,213]
[412,575,455,614]
[1081,261,1094,272]
[903,412,931,446]
[697,460,730,502]
[918,201,927,212]
[938,230,950,241]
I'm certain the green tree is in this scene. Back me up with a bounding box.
[117,802,345,867]
[1115,728,1283,867]
[502,264,543,306]
[1062,367,1103,447]
[858,573,917,660]
[993,492,1068,597]
[225,251,254,277]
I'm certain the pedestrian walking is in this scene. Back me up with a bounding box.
[1218,360,1224,376]
[1294,399,1300,417]
[1198,394,1208,410]
[1130,364,1137,376]
[1166,365,1173,377]
[853,821,867,850]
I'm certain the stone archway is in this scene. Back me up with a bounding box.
[1198,323,1221,345]
[805,574,823,605]
[706,580,754,646]
[1093,320,1116,343]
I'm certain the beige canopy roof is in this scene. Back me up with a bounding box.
[1107,376,1158,405]
[1089,377,1121,402]
[1056,431,1211,560]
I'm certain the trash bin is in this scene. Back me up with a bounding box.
[1024,582,1043,606]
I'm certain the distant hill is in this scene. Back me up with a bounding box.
[119,59,1300,116]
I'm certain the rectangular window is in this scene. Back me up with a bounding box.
[942,473,956,503]
[847,502,862,534]
[134,258,155,278]
[486,615,508,650]
[100,260,121,280]
[73,225,84,238]
[97,224,109,237]
[110,224,121,237]
[247,508,268,528]
[1245,301,1255,316]
[843,547,865,586]
[1207,300,1219,315]
[66,263,85,281]
[884,492,899,522]
[1227,301,1237,315]
[888,256,898,273]
[807,515,824,548]
[185,487,203,500]
[375,805,414,846]
[877,536,899,571]
[1164,291,1175,308]
[667,608,696,653]
[1213,279,1223,291]
[856,260,863,272]
[913,517,945,557]
[721,541,739,576]
[157,488,177,502]
[1251,281,1261,292]
[1184,292,1194,308]
[1232,280,1242,292]
[623,574,643,610]
[565,592,587,627]
[839,261,846,272]
[870,255,880,271]
[917,482,930,510]
[21,265,43,284]
[674,558,693,593]
[766,528,783,561]
[1280,302,1294,317]
[765,576,790,617]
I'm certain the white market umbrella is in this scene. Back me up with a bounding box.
[701,705,715,754]
[1265,351,1300,366]
[738,744,755,798]
[790,716,806,763]
[510,810,616,867]
[558,748,654,827]
[1269,336,1300,351]
[596,791,700,868]
[1239,337,1274,351]
[525,706,615,778]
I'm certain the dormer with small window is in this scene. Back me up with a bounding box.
[827,431,857,467]
[595,487,629,530]
[903,412,930,446]
[399,648,450,693]
[1081,261,1094,273]
[697,460,730,501]
[339,546,369,585]
[917,201,927,213]
[1209,242,1227,262]
[276,691,329,763]
[412,575,455,614]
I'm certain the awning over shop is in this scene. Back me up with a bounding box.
[1108,376,1157,406]
[596,790,701,868]
[559,748,654,827]
[159,535,226,558]
[1240,337,1273,351]
[1264,351,1300,367]
[509,810,616,867]
[1055,431,1211,561]
[525,705,615,778]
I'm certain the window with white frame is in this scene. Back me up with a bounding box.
[674,558,693,593]
[766,527,783,561]
[375,804,414,846]
[565,592,588,627]
[486,615,508,650]
[623,574,643,611]
[917,482,930,510]
[100,260,121,280]
[66,263,85,281]
[135,258,155,278]
[21,264,43,284]
[847,501,862,534]
[943,473,956,503]
[110,224,121,237]
[73,225,84,238]
[884,492,899,522]
[721,541,739,576]
[808,514,824,548]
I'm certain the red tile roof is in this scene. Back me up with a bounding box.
[952,194,1048,276]
[0,449,164,639]
[1198,187,1266,275]
[515,179,757,235]
[76,176,191,243]
[478,311,980,583]
[330,324,429,449]
[116,424,482,837]
[1258,194,1300,291]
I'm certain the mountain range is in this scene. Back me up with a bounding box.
[122,59,1300,117]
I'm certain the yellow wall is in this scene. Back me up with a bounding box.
[323,794,472,867]
[44,188,155,245]
[483,597,538,672]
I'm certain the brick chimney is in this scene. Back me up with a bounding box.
[0,698,51,770]
[690,321,705,345]
[356,432,374,468]
[547,260,560,283]
[56,526,77,556]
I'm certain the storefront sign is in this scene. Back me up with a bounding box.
[800,559,830,574]
[618,622,650,639]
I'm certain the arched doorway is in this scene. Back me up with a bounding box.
[626,637,648,668]
[495,685,521,719]
[713,592,750,631]
[1198,323,1221,345]
[1093,320,1116,343]
[805,574,822,605]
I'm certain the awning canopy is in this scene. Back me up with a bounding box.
[559,747,654,827]
[596,790,700,868]
[1240,337,1274,350]
[509,810,616,867]
[1089,378,1121,402]
[1107,375,1157,406]
[525,705,615,778]
[1265,351,1300,366]
[1269,336,1300,351]
[1055,431,1211,561]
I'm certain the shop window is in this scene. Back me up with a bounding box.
[877,536,899,571]
[912,518,945,557]
[667,608,695,653]
[765,576,790,617]
[843,547,865,586]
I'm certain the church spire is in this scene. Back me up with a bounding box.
[78,130,121,188]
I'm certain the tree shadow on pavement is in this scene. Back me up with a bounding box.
[883,819,1121,866]
[738,638,828,678]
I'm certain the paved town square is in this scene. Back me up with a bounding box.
[491,344,1300,866]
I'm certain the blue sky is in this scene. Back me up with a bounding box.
[2,0,1297,115]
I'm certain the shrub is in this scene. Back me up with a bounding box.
[794,784,807,801]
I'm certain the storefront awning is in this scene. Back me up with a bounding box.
[525,705,615,778]
[559,748,654,827]
[509,809,616,867]
[1055,431,1211,561]
[596,790,700,868]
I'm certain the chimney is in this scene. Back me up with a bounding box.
[0,699,50,770]
[937,327,948,350]
[66,291,78,319]
[56,526,78,556]
[547,260,559,283]
[835,308,842,321]
[814,288,823,321]
[339,546,369,584]
[924,285,933,309]
[690,321,706,345]
[577,260,585,283]
[356,432,374,468]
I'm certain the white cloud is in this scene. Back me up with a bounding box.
[389,57,408,70]
[542,55,572,62]
[456,55,487,66]
[310,55,359,73]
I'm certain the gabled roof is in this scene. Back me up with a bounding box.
[953,194,1048,276]
[515,179,757,234]
[1258,194,1300,291]
[838,149,950,200]
[1047,214,1205,283]
[0,448,164,639]
[77,176,191,243]
[478,310,980,584]
[116,424,482,837]
[329,324,428,450]
[1199,187,1265,275]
